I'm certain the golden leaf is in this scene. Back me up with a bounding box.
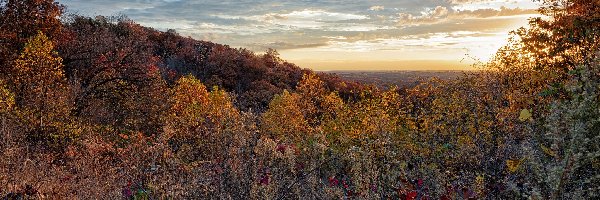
[506,159,522,173]
[540,145,557,157]
[519,109,532,122]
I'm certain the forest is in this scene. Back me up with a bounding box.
[0,0,599,199]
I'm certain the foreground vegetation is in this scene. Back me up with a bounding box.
[1,0,599,199]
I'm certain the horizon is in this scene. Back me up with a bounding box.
[61,0,541,70]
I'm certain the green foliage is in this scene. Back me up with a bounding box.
[524,55,600,199]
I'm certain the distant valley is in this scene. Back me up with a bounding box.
[325,70,466,89]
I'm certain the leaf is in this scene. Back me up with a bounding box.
[519,109,532,122]
[406,191,418,200]
[539,88,557,97]
[443,143,451,149]
[540,145,557,157]
[506,159,522,173]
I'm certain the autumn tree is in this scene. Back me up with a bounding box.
[257,88,331,199]
[164,74,257,198]
[167,74,213,163]
[57,16,168,133]
[520,53,600,199]
[0,79,15,144]
[168,75,210,136]
[296,72,328,127]
[12,31,75,145]
[319,91,350,149]
[516,0,600,72]
[261,90,309,143]
[14,31,67,117]
[167,75,240,160]
[485,0,600,197]
[0,0,64,76]
[490,0,600,104]
[0,79,14,113]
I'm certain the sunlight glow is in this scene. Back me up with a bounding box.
[61,0,542,70]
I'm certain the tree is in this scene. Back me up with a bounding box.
[489,0,600,100]
[12,31,74,144]
[0,79,15,141]
[522,53,600,199]
[261,90,310,143]
[13,31,68,122]
[479,1,600,198]
[59,16,168,133]
[0,0,64,76]
[296,72,328,126]
[168,75,210,138]
[167,75,240,161]
[0,79,14,113]
[516,0,600,72]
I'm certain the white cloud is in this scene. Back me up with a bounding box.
[61,0,541,69]
[451,0,539,10]
[432,6,449,17]
[397,6,537,26]
[369,6,385,11]
[214,10,370,30]
[284,10,368,21]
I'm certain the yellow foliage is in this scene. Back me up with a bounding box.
[0,80,15,112]
[14,31,66,94]
[11,31,75,144]
[458,135,475,147]
[321,92,345,119]
[506,159,523,173]
[166,75,241,162]
[170,75,210,116]
[519,109,532,122]
[475,174,485,197]
[296,72,327,126]
[206,86,239,123]
[540,145,557,157]
[261,90,310,143]
[168,75,239,138]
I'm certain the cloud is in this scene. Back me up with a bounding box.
[60,0,540,68]
[247,41,328,51]
[396,6,450,26]
[433,6,449,17]
[449,0,496,4]
[212,9,370,30]
[397,6,537,26]
[369,6,385,11]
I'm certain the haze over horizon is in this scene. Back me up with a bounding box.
[61,0,541,70]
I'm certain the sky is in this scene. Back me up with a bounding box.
[60,0,541,71]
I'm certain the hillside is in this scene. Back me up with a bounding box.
[1,0,599,199]
[58,15,364,114]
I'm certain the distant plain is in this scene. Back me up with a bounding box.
[325,70,465,89]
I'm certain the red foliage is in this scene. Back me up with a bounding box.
[328,176,339,186]
[259,169,271,185]
[276,144,287,153]
[406,191,418,200]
